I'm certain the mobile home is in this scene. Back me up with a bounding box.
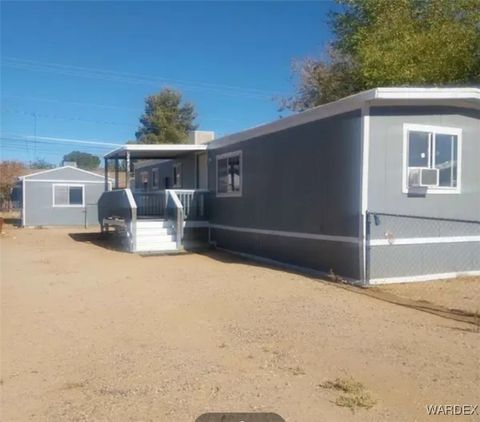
[99,87,480,284]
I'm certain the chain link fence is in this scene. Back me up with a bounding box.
[366,212,480,283]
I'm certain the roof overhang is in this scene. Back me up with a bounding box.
[104,144,208,160]
[209,87,480,150]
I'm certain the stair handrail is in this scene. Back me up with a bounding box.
[165,189,184,249]
[124,189,137,252]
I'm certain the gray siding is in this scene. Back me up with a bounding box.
[134,155,196,190]
[368,106,480,220]
[207,110,363,280]
[24,181,105,226]
[367,108,480,281]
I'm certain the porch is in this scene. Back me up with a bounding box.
[98,144,209,253]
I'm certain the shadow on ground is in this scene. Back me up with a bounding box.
[198,250,480,328]
[2,218,21,226]
[68,231,128,252]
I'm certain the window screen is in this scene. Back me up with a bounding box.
[69,186,83,205]
[54,185,69,206]
[53,185,84,206]
[217,153,242,195]
[217,158,229,193]
[406,126,459,191]
[408,131,430,167]
[151,169,158,188]
[435,134,457,187]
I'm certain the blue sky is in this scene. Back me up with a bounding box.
[1,1,336,164]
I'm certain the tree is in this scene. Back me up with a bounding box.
[283,0,480,110]
[63,151,100,170]
[30,159,55,170]
[0,161,26,207]
[135,88,198,144]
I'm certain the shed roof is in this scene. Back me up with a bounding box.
[20,165,108,181]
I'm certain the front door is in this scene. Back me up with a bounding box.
[196,153,208,189]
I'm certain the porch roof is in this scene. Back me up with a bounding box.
[104,144,207,160]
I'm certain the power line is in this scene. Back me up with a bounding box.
[2,94,139,112]
[1,134,119,147]
[1,107,133,127]
[2,56,279,99]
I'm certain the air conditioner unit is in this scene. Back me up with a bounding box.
[408,168,439,187]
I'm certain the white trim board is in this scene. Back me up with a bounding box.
[402,123,462,194]
[25,179,108,184]
[208,87,480,150]
[21,165,105,180]
[370,236,480,246]
[210,224,359,244]
[359,104,370,284]
[104,144,207,159]
[22,177,26,227]
[369,270,480,285]
[52,183,85,208]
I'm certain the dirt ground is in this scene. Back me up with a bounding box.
[375,278,480,316]
[1,224,479,421]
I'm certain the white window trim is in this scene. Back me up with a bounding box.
[52,184,85,208]
[172,162,182,188]
[402,123,462,194]
[216,150,243,197]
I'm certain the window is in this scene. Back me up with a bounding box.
[52,184,84,207]
[151,169,158,189]
[216,151,242,196]
[403,124,461,193]
[173,163,182,188]
[140,171,148,190]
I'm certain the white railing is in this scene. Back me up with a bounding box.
[98,189,137,252]
[134,191,166,217]
[168,189,207,220]
[165,190,184,249]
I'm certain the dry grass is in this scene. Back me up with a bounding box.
[320,377,377,412]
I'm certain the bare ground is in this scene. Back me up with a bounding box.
[1,224,479,421]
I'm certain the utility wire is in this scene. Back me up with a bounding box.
[3,56,279,99]
[1,134,119,147]
[1,107,133,127]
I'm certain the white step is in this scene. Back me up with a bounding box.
[136,227,174,236]
[136,220,172,229]
[137,233,176,243]
[135,240,178,252]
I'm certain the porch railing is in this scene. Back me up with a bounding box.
[165,190,184,249]
[98,189,137,251]
[133,191,166,217]
[171,189,207,220]
[98,188,208,252]
[131,189,207,220]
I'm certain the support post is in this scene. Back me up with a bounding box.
[126,151,131,190]
[114,158,119,189]
[104,158,109,191]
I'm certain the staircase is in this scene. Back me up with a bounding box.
[134,219,179,253]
